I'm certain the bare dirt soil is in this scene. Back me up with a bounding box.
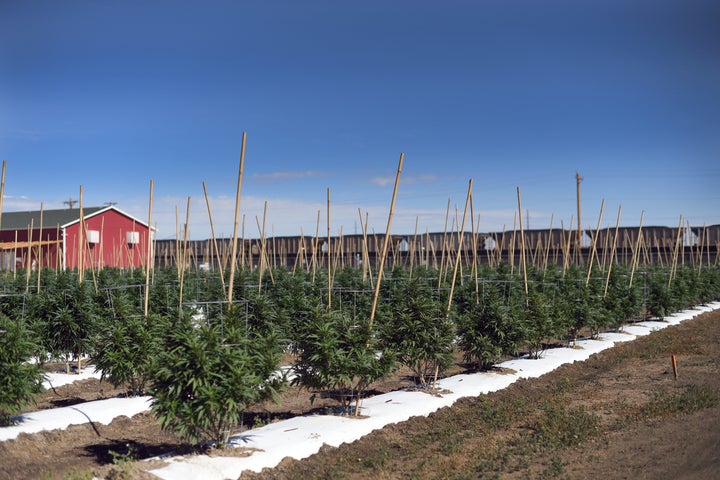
[1,309,719,480]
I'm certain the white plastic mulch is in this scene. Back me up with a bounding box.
[1,302,718,479]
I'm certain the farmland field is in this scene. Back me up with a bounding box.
[1,307,718,480]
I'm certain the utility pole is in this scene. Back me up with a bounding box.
[576,172,583,248]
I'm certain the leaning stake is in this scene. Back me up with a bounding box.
[228,132,247,305]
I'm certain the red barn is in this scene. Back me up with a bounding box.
[0,206,152,270]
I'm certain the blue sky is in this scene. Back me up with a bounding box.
[1,0,718,240]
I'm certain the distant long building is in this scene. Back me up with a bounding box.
[153,225,720,271]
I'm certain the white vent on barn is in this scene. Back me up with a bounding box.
[87,230,100,244]
[484,236,496,251]
[127,231,140,245]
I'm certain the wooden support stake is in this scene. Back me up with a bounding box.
[228,132,247,305]
[604,205,622,297]
[202,181,226,298]
[671,355,678,380]
[368,153,404,332]
[144,179,154,318]
[516,187,528,300]
[585,199,605,286]
[327,188,332,310]
[178,197,191,315]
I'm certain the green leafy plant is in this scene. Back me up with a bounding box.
[380,278,454,385]
[292,307,396,415]
[0,312,45,425]
[456,283,520,369]
[92,291,168,396]
[149,308,285,448]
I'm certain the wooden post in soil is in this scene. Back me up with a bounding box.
[174,207,180,278]
[256,202,275,289]
[542,214,554,273]
[25,220,33,293]
[312,210,320,283]
[368,153,403,332]
[326,188,332,310]
[426,229,432,268]
[440,178,474,387]
[604,205,622,297]
[76,187,85,373]
[562,216,573,275]
[469,193,477,279]
[447,179,473,314]
[437,198,451,288]
[585,199,605,286]
[12,230,18,279]
[241,215,247,270]
[361,152,404,415]
[669,215,683,288]
[358,209,373,285]
[178,197,191,315]
[516,187,529,300]
[37,204,44,291]
[696,224,706,275]
[629,211,645,288]
[510,212,517,276]
[78,186,84,284]
[228,132,246,306]
[472,213,481,304]
[202,181,226,298]
[143,180,154,318]
[56,224,61,271]
[409,216,419,277]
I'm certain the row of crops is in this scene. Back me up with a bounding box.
[2,262,720,447]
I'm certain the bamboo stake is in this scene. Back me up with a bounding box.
[629,213,645,289]
[438,198,451,288]
[78,186,84,283]
[56,224,61,271]
[202,181,226,298]
[327,188,332,310]
[473,213,481,304]
[312,210,320,282]
[295,228,306,274]
[98,217,105,271]
[13,230,17,279]
[228,132,247,305]
[669,215,683,288]
[510,212,517,276]
[516,187,528,300]
[26,219,33,292]
[409,216,419,277]
[469,193,477,279]
[174,207,179,277]
[144,180,154,317]
[358,210,373,286]
[585,199,605,286]
[603,205,622,297]
[178,197,191,315]
[543,214,554,272]
[447,179,473,315]
[241,215,246,270]
[37,203,44,291]
[368,153,403,332]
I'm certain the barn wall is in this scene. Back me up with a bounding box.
[62,210,150,269]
